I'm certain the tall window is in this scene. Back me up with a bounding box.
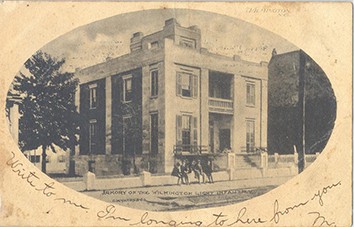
[181,115,191,146]
[151,70,158,97]
[176,115,198,150]
[122,116,132,155]
[89,119,97,154]
[150,113,158,154]
[176,72,198,98]
[246,120,255,152]
[122,75,132,103]
[89,84,97,109]
[246,83,255,106]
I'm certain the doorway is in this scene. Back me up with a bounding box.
[219,129,231,151]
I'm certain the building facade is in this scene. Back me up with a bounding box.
[74,18,268,176]
[268,50,336,156]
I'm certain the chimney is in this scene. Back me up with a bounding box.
[188,25,200,33]
[130,32,144,52]
[164,18,180,27]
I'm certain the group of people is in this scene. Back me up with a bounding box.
[171,159,214,185]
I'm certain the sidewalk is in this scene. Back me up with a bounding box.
[83,175,292,211]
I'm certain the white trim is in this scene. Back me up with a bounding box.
[246,82,256,107]
[122,75,133,103]
[89,119,97,155]
[122,74,132,80]
[150,68,159,97]
[88,83,97,89]
[89,85,97,109]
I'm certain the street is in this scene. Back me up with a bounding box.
[83,176,291,211]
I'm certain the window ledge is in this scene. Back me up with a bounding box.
[178,95,195,100]
[122,100,132,104]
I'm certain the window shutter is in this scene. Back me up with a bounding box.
[176,115,182,145]
[192,116,198,145]
[176,73,181,96]
[153,71,159,96]
[251,85,255,105]
[120,78,124,102]
[193,75,198,98]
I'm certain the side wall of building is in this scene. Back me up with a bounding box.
[79,78,106,155]
[141,61,166,173]
[111,68,143,156]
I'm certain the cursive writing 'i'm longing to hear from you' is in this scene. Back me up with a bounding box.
[5,151,341,226]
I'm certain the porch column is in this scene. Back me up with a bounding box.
[233,75,243,153]
[260,79,268,149]
[105,76,112,155]
[200,68,209,149]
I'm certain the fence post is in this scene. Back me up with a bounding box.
[274,153,279,164]
[260,152,268,177]
[294,152,298,164]
[140,171,152,186]
[84,171,96,191]
[290,164,298,175]
[260,152,268,169]
[227,153,236,180]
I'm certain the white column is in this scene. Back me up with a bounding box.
[233,75,243,153]
[200,68,209,149]
[105,76,112,155]
[260,79,268,149]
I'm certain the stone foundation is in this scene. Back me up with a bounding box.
[73,153,164,177]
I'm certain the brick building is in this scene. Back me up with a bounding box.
[74,18,268,176]
[268,50,336,157]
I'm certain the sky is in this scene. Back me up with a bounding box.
[40,9,298,72]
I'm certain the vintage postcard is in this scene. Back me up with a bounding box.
[0,2,352,226]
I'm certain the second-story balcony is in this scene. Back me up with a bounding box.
[209,97,233,114]
[209,70,234,114]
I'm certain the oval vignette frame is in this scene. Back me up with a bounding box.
[5,8,336,212]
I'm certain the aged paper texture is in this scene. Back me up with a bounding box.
[0,2,352,226]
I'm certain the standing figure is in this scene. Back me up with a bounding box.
[171,162,182,185]
[191,159,205,184]
[196,159,205,184]
[204,160,214,183]
[181,159,190,185]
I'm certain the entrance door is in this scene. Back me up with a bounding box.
[209,126,214,153]
[219,129,231,151]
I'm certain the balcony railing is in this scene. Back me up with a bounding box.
[208,97,233,114]
[173,144,209,155]
[240,146,268,154]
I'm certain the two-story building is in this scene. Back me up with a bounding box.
[74,18,268,176]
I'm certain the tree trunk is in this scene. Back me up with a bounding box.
[68,139,75,176]
[42,145,47,173]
